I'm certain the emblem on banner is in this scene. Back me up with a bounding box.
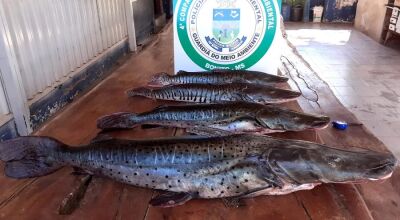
[175,0,278,70]
[206,8,246,52]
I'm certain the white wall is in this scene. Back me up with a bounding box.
[0,0,136,134]
[355,0,387,42]
[1,0,128,100]
[0,71,9,115]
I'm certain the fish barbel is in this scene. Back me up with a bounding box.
[0,135,396,207]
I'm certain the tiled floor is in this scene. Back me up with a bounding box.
[285,23,400,158]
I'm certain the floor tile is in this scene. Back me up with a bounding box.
[362,120,399,137]
[325,78,351,87]
[379,137,400,157]
[332,86,358,96]
[286,23,400,158]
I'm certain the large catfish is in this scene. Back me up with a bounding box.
[127,83,301,104]
[148,70,289,87]
[0,135,396,207]
[97,102,330,135]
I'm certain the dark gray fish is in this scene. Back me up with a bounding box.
[127,83,301,104]
[148,70,289,87]
[97,102,330,135]
[0,135,396,207]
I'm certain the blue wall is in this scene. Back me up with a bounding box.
[0,118,18,141]
[1,38,130,135]
[310,0,325,7]
[29,41,129,131]
[323,0,357,22]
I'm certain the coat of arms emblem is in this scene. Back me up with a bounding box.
[206,5,247,52]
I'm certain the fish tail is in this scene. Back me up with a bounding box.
[97,112,139,129]
[0,136,65,179]
[126,87,153,97]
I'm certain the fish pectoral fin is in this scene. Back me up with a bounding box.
[222,197,246,208]
[149,192,194,208]
[232,92,253,103]
[186,127,232,137]
[71,167,93,175]
[254,117,270,129]
[258,164,285,188]
[141,124,166,129]
[263,176,284,188]
[152,104,170,110]
[90,133,114,144]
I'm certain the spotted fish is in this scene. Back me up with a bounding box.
[97,102,330,135]
[0,135,396,207]
[147,70,289,87]
[127,83,301,104]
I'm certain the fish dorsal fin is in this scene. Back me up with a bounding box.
[231,115,271,130]
[141,124,166,129]
[211,115,254,125]
[253,117,270,129]
[176,70,188,75]
[149,192,195,207]
[212,69,230,73]
[257,159,285,188]
[90,133,114,144]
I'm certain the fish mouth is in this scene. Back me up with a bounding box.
[341,153,398,183]
[362,156,397,180]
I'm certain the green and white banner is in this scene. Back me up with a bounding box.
[173,0,282,73]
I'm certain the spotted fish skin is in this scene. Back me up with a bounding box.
[0,135,396,207]
[148,70,289,87]
[127,83,301,104]
[97,102,330,133]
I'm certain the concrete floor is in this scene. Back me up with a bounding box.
[286,23,400,158]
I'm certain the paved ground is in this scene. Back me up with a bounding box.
[286,22,400,159]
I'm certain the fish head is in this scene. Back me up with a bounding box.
[264,144,397,184]
[257,109,330,131]
[246,87,301,104]
[147,72,171,87]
